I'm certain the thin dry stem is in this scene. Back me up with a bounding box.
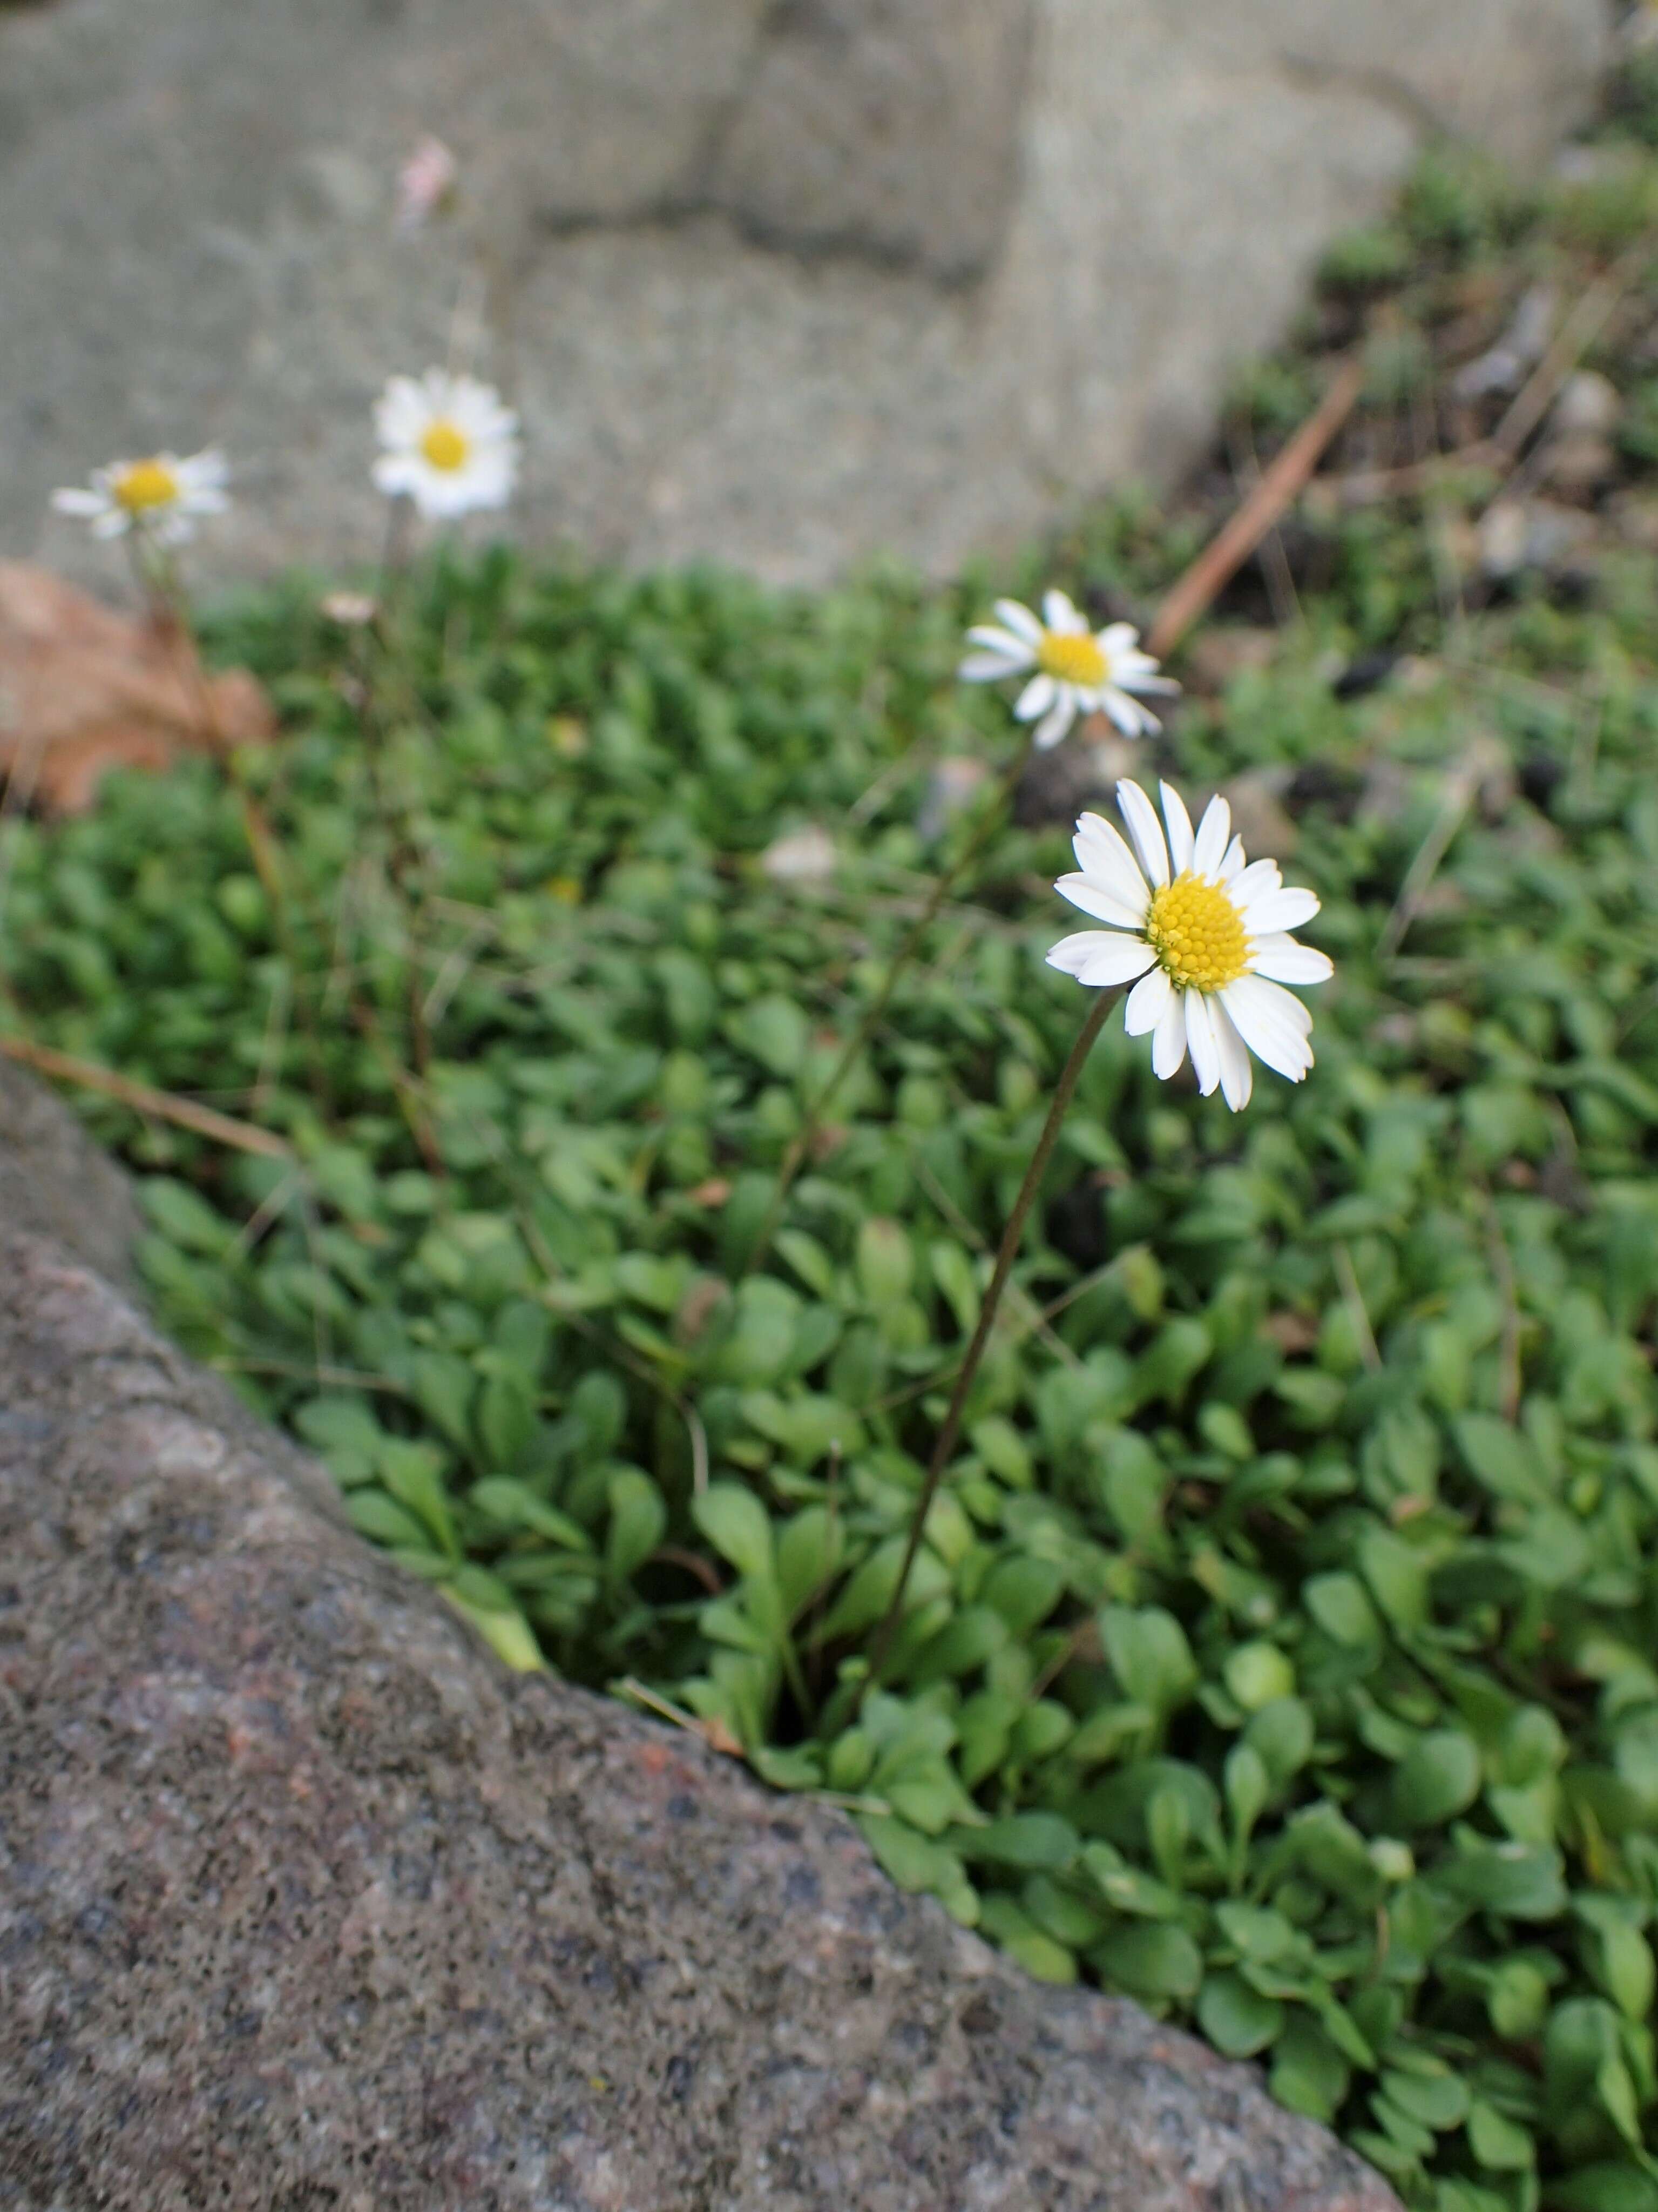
[864,987,1116,1689]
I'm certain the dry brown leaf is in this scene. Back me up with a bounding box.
[0,562,275,815]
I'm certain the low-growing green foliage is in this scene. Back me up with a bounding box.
[11,131,1658,2212]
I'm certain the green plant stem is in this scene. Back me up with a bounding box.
[863,984,1117,1690]
[354,619,435,1078]
[743,746,1028,1278]
[134,535,333,1111]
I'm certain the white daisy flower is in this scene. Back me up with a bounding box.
[1046,779,1334,1112]
[51,449,230,547]
[371,369,519,522]
[959,589,1177,750]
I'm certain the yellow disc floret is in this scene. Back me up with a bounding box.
[112,459,181,514]
[420,420,472,473]
[1037,629,1108,688]
[1146,872,1250,993]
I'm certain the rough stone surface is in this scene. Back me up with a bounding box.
[0,1158,1401,2207]
[0,1063,137,1286]
[1,0,1610,584]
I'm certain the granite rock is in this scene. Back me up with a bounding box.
[0,0,1610,585]
[0,1061,138,1286]
[0,1176,1400,2208]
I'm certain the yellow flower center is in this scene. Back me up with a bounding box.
[1146,873,1250,994]
[1036,630,1108,688]
[112,459,180,514]
[419,420,472,473]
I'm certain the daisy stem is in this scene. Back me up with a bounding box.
[133,538,334,1114]
[741,746,1028,1279]
[864,984,1116,1692]
[353,618,434,1081]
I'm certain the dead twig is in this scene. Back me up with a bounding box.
[1479,1193,1524,1424]
[1376,744,1494,962]
[1490,248,1646,462]
[1148,354,1365,660]
[1329,443,1502,507]
[1334,1243,1383,1373]
[617,1676,744,1758]
[0,1034,293,1158]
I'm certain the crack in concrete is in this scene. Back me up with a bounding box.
[1274,50,1450,138]
[527,0,1031,289]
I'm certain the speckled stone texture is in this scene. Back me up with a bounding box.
[0,1060,138,1286]
[0,1202,1402,2210]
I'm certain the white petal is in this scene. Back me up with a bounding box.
[1124,966,1173,1036]
[51,488,107,517]
[965,624,1034,664]
[1159,783,1195,873]
[1152,989,1188,1078]
[1044,588,1086,634]
[993,598,1043,644]
[1047,932,1157,987]
[1014,672,1057,721]
[1055,872,1148,931]
[1220,976,1315,1081]
[1228,859,1282,908]
[1193,794,1232,879]
[1239,885,1321,935]
[1249,934,1334,985]
[1073,814,1151,918]
[1099,622,1139,655]
[177,448,230,494]
[1185,993,1223,1096]
[373,452,423,499]
[1100,687,1159,737]
[959,651,1025,682]
[375,374,430,448]
[1034,694,1077,751]
[1229,969,1313,1040]
[450,375,516,438]
[91,510,131,538]
[1212,1001,1255,1112]
[1219,835,1247,883]
[1115,780,1170,888]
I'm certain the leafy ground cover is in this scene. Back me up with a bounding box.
[12,91,1658,2212]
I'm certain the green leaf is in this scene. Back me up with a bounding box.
[1467,2100,1535,2172]
[606,1468,667,1582]
[1225,1743,1270,1843]
[1198,1971,1285,2058]
[693,1482,776,1583]
[857,1816,978,1926]
[378,1440,458,1558]
[857,1218,915,1309]
[1577,1898,1658,2024]
[469,1478,591,1551]
[1304,1572,1383,1648]
[951,1815,1079,1871]
[1391,1730,1483,1830]
[1101,1605,1199,1717]
[1224,1641,1296,1711]
[1358,1527,1430,1631]
[1381,2066,1468,2132]
[1270,2015,1351,2123]
[1097,1922,1204,2002]
[410,1351,476,1453]
[343,1488,430,1550]
[728,993,809,1077]
[442,1583,546,1673]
